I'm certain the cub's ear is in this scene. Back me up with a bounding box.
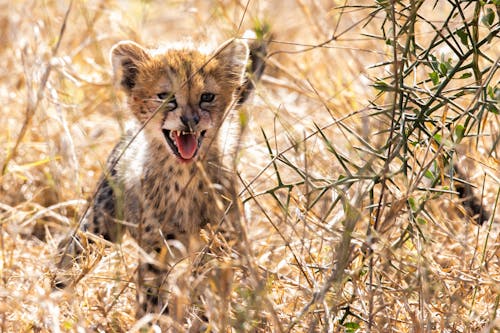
[213,39,249,86]
[236,30,268,104]
[110,41,150,91]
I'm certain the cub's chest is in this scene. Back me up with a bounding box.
[140,163,216,233]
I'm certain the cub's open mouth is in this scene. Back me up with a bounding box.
[162,129,206,161]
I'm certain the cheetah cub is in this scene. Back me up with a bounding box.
[57,34,266,323]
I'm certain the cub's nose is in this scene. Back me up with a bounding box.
[180,114,200,131]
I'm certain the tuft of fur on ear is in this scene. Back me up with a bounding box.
[213,39,249,86]
[110,41,150,91]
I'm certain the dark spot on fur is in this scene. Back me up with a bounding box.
[168,165,174,173]
[173,223,186,234]
[146,288,159,306]
[201,217,210,227]
[141,285,162,313]
[198,180,204,191]
[90,224,101,235]
[104,199,115,214]
[174,182,179,192]
[144,224,152,233]
[101,231,113,241]
[145,263,162,274]
[141,300,149,313]
[166,233,176,240]
[104,186,113,198]
[95,180,114,206]
[161,155,169,164]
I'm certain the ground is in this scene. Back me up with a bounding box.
[0,1,499,332]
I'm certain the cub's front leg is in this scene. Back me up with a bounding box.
[134,231,195,329]
[55,173,127,287]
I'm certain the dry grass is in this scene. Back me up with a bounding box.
[0,0,499,332]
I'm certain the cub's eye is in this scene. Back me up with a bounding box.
[200,93,215,103]
[157,92,177,110]
[157,92,174,101]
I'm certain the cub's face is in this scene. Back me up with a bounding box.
[111,40,249,162]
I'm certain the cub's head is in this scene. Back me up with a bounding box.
[110,39,249,162]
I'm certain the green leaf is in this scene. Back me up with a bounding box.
[343,322,360,332]
[439,57,453,76]
[456,28,469,46]
[238,109,249,127]
[488,86,494,99]
[459,72,472,79]
[409,139,418,147]
[424,169,435,181]
[488,86,500,100]
[408,197,417,212]
[252,19,271,39]
[434,133,442,144]
[429,71,439,85]
[487,103,499,114]
[417,217,427,225]
[439,62,448,75]
[454,124,465,143]
[373,80,394,92]
[481,7,495,27]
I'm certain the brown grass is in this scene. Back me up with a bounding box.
[0,0,499,332]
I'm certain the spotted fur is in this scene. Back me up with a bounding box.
[56,36,267,323]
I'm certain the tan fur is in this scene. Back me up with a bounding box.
[56,36,267,326]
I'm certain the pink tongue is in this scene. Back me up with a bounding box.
[174,132,197,159]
